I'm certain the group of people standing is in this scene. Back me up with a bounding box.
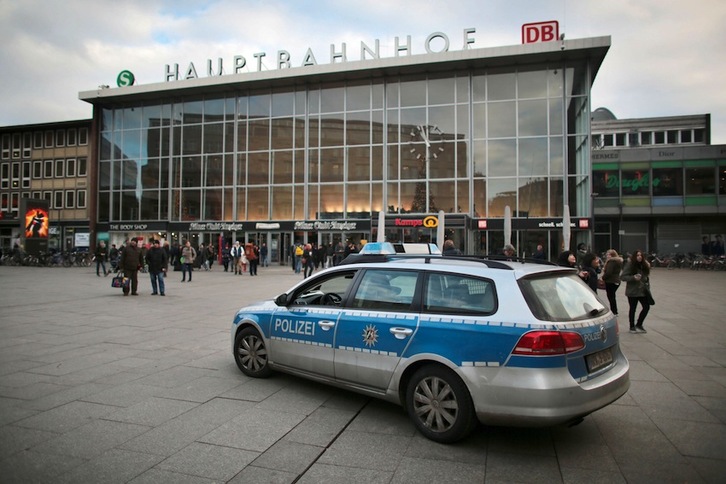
[558,244,652,334]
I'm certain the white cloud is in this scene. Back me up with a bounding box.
[1,0,725,142]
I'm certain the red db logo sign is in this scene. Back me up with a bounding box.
[522,21,559,44]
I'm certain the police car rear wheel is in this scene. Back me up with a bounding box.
[234,327,271,378]
[405,365,477,443]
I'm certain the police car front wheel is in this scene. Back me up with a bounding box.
[234,327,272,378]
[405,365,477,443]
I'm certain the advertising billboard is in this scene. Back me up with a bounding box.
[20,198,50,256]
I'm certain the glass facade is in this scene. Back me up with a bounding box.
[97,63,593,233]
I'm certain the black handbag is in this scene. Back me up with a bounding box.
[644,283,655,306]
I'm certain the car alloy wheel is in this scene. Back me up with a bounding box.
[234,327,271,378]
[405,365,477,443]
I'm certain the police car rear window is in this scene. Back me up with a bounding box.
[519,273,606,321]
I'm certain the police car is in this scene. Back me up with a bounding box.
[231,243,629,443]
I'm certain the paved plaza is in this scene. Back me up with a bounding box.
[0,262,725,483]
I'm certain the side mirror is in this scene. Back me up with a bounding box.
[274,293,288,306]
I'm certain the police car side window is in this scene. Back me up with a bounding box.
[291,271,357,306]
[425,273,496,314]
[352,270,418,311]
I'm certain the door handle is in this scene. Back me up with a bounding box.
[318,320,335,331]
[390,327,413,339]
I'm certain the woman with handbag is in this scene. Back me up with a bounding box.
[620,250,652,334]
[602,249,624,315]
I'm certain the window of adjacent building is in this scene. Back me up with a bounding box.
[11,162,20,188]
[77,157,87,177]
[55,130,65,147]
[0,163,8,188]
[33,160,42,178]
[621,169,650,196]
[54,191,63,209]
[22,161,30,188]
[681,130,692,143]
[66,158,76,177]
[43,191,52,203]
[640,131,652,145]
[602,134,613,147]
[667,130,678,144]
[55,159,64,178]
[67,128,77,146]
[33,131,43,149]
[11,192,20,212]
[77,190,87,208]
[0,192,7,211]
[615,133,626,146]
[23,133,32,158]
[44,159,53,178]
[694,129,704,143]
[32,191,41,199]
[652,167,683,196]
[654,131,665,144]
[65,190,75,208]
[1,134,10,159]
[685,167,715,195]
[45,130,54,148]
[79,128,88,145]
[12,133,21,158]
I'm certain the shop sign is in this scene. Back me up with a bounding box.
[189,222,244,231]
[110,223,150,231]
[294,220,359,231]
[117,70,135,87]
[256,222,280,230]
[475,218,591,230]
[164,28,477,82]
[522,21,559,44]
[394,216,438,228]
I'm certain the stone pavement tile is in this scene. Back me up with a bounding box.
[29,419,150,459]
[0,359,48,376]
[617,460,705,483]
[25,345,107,365]
[640,402,720,424]
[0,381,70,401]
[155,441,258,481]
[0,370,56,388]
[560,467,626,484]
[317,431,412,472]
[14,400,117,433]
[0,404,37,427]
[256,380,334,415]
[80,382,161,407]
[320,387,370,412]
[553,441,620,473]
[671,378,726,398]
[118,397,255,456]
[345,399,416,436]
[157,375,242,403]
[128,467,217,484]
[103,396,199,427]
[200,407,307,452]
[134,366,218,389]
[626,360,671,382]
[23,381,111,411]
[0,425,56,460]
[626,379,695,408]
[693,396,726,423]
[0,449,86,483]
[677,355,722,368]
[404,431,488,465]
[485,452,562,483]
[484,425,556,456]
[220,376,286,402]
[55,448,163,484]
[296,463,392,484]
[687,456,726,484]
[251,440,324,474]
[229,465,299,484]
[283,406,358,447]
[390,455,486,483]
[185,350,233,371]
[650,417,726,461]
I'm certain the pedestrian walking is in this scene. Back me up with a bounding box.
[621,249,652,333]
[145,239,168,296]
[119,238,142,296]
[180,240,196,282]
[95,240,109,277]
[302,243,315,278]
[222,243,231,272]
[602,249,624,315]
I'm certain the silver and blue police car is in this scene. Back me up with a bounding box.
[231,243,629,443]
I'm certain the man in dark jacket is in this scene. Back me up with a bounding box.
[145,239,168,296]
[119,238,142,296]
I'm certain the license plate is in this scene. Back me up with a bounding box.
[586,347,613,373]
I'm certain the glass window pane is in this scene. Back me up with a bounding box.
[488,72,516,101]
[518,70,548,99]
[488,102,516,138]
[519,138,548,176]
[182,125,202,155]
[347,183,370,215]
[182,100,203,124]
[203,123,224,154]
[346,111,370,146]
[271,186,293,219]
[271,118,293,150]
[141,159,159,189]
[272,151,293,185]
[271,91,294,117]
[203,188,222,219]
[182,156,201,187]
[473,178,486,217]
[320,86,344,113]
[346,84,370,111]
[140,190,158,219]
[400,78,426,107]
[371,145,383,181]
[472,104,486,139]
[488,139,516,176]
[488,178,516,217]
[593,170,620,197]
[248,152,269,185]
[249,94,270,117]
[320,184,342,217]
[685,167,715,195]
[206,155,223,186]
[348,146,370,182]
[320,114,344,147]
[518,99,548,137]
[519,177,549,216]
[204,98,224,122]
[320,148,344,183]
[428,77,455,105]
[181,189,201,220]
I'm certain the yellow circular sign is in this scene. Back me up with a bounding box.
[422,216,438,228]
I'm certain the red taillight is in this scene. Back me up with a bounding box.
[512,331,585,355]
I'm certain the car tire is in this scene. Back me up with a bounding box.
[234,326,272,378]
[405,365,477,443]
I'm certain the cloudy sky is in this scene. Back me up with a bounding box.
[1,0,725,143]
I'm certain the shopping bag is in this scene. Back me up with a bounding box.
[111,273,129,289]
